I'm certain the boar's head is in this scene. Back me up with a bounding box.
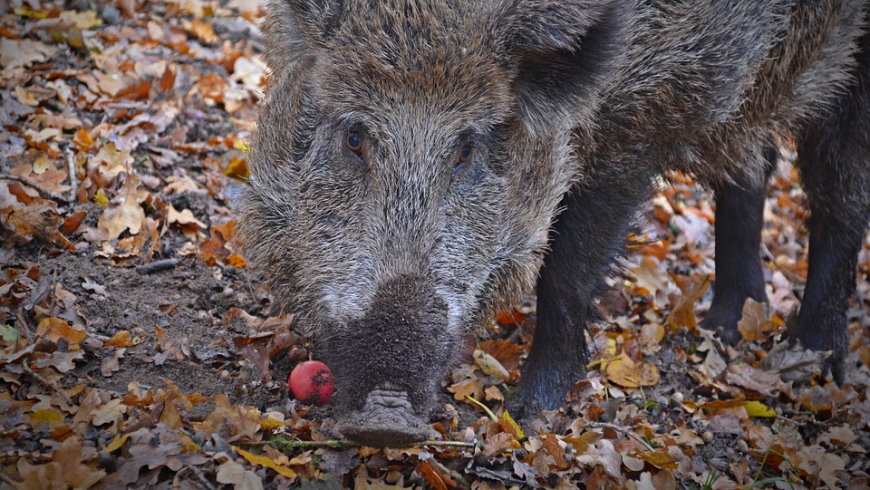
[240,0,625,446]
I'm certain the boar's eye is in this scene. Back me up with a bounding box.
[455,145,473,170]
[346,132,363,154]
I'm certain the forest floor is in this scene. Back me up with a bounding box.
[1,1,868,488]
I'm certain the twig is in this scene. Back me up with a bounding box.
[464,395,498,421]
[0,469,16,486]
[183,463,217,490]
[262,437,478,451]
[22,360,73,405]
[1,175,69,203]
[137,258,180,274]
[585,421,655,451]
[3,342,36,364]
[63,144,77,201]
[433,459,471,488]
[761,243,806,285]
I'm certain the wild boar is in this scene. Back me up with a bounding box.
[240,0,869,446]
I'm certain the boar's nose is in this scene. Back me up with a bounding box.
[334,387,436,447]
[322,275,454,447]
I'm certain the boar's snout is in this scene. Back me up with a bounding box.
[335,388,435,446]
[321,275,456,447]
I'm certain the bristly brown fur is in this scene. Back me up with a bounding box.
[240,0,869,439]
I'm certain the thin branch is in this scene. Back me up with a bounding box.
[183,464,218,490]
[1,175,69,204]
[22,360,73,405]
[585,421,655,451]
[137,258,180,274]
[261,437,478,451]
[63,144,78,201]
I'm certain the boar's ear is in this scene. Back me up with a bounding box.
[505,0,625,133]
[262,0,343,69]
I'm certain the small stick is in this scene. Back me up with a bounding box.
[263,438,478,451]
[0,469,16,486]
[63,144,77,201]
[464,395,498,421]
[137,258,180,274]
[184,464,218,490]
[432,458,470,487]
[1,175,68,203]
[22,360,73,405]
[585,421,655,451]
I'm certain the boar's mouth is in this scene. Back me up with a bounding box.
[334,388,435,446]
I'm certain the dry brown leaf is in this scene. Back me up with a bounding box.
[105,330,137,348]
[724,363,780,396]
[736,298,770,342]
[194,394,262,442]
[447,377,484,403]
[36,317,86,345]
[605,355,660,388]
[665,274,710,330]
[482,431,513,458]
[478,339,525,371]
[232,446,297,480]
[59,10,103,29]
[98,177,145,241]
[0,38,57,71]
[473,348,510,381]
[761,340,829,382]
[100,348,125,377]
[575,439,622,481]
[15,436,105,489]
[630,256,673,298]
[216,457,264,490]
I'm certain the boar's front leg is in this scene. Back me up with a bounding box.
[701,143,776,344]
[516,166,654,417]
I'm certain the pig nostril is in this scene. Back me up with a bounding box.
[364,389,413,409]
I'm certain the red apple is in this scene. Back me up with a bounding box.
[288,360,334,406]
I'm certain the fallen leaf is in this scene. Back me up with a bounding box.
[474,348,510,381]
[447,377,484,403]
[98,178,145,240]
[105,330,137,348]
[0,38,57,71]
[232,446,297,479]
[736,298,770,342]
[216,457,264,490]
[743,400,776,418]
[417,460,453,490]
[761,341,828,382]
[29,409,64,425]
[100,348,125,377]
[59,10,103,29]
[36,317,85,345]
[725,363,780,396]
[224,156,249,181]
[16,436,106,489]
[605,354,660,388]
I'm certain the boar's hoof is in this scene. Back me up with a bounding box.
[335,389,435,447]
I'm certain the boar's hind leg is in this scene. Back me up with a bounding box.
[700,144,776,344]
[793,46,870,383]
[516,168,653,417]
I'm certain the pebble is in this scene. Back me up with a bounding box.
[701,431,714,442]
[709,457,728,471]
[100,4,122,25]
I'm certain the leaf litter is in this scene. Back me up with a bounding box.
[1,1,868,488]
